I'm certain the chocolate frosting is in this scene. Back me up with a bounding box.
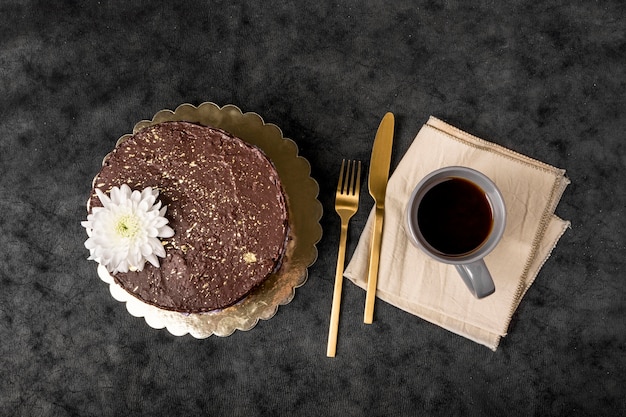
[89,121,289,313]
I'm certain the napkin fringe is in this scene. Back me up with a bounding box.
[506,179,570,335]
[368,284,503,350]
[518,216,571,302]
[427,117,568,178]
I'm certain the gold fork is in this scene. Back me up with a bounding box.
[327,159,362,357]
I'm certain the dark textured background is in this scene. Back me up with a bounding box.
[1,1,624,416]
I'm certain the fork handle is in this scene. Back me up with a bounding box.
[327,220,349,357]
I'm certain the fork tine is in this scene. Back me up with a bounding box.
[347,161,356,195]
[337,159,346,193]
[342,160,358,196]
[343,160,352,194]
[352,160,361,195]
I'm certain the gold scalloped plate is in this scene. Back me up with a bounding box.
[94,102,323,338]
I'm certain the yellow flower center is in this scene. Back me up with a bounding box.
[115,214,141,239]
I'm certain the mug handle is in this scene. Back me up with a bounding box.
[454,260,495,299]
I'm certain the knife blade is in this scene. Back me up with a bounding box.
[364,112,394,324]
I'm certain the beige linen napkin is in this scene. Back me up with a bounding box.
[344,116,570,350]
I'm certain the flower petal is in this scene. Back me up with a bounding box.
[145,253,160,268]
[159,225,175,238]
[83,185,173,273]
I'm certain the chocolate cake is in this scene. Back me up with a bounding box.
[88,121,289,313]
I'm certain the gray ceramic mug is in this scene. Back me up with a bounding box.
[404,166,506,299]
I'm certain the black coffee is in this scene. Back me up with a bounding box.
[417,177,493,256]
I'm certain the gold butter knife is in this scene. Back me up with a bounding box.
[364,112,395,324]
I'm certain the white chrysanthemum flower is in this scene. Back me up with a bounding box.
[82,184,175,274]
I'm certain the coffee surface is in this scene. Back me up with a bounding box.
[417,177,493,256]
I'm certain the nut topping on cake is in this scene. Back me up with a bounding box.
[86,121,289,313]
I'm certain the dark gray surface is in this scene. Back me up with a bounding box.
[1,1,624,416]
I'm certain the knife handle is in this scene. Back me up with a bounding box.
[364,206,384,324]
